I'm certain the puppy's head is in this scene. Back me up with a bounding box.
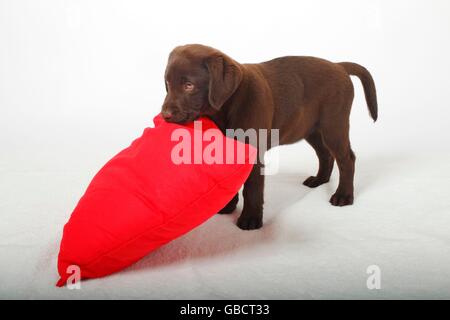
[161,44,243,123]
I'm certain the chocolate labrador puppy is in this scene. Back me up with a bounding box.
[161,44,377,230]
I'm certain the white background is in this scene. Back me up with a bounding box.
[1,0,450,299]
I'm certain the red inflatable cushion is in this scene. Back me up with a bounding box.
[56,115,256,286]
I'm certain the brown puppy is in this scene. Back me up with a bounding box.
[161,44,378,230]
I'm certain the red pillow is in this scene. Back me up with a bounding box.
[56,115,256,286]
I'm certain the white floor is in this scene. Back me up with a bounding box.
[1,128,450,299]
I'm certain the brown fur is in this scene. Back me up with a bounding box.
[162,44,378,230]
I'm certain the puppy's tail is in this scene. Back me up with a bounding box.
[339,62,378,122]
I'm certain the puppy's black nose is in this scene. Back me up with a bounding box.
[161,111,172,120]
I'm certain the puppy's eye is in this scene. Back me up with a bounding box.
[183,82,194,92]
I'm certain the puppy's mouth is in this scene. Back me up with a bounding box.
[163,113,200,124]
[162,104,207,124]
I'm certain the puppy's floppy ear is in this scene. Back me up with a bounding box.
[205,54,243,110]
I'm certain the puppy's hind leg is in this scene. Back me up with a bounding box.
[303,130,334,188]
[321,120,355,207]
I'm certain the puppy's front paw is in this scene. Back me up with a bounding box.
[218,194,238,214]
[218,204,237,215]
[237,214,263,230]
[330,192,354,207]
